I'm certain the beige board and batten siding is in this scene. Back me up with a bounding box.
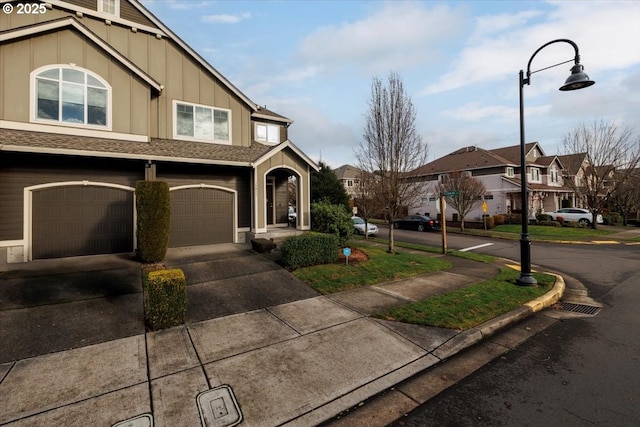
[1,8,252,145]
[0,28,151,136]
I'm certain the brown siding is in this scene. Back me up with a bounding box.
[0,152,144,241]
[120,0,156,27]
[64,0,97,9]
[156,163,251,228]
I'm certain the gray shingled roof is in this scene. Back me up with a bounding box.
[333,164,362,180]
[0,128,274,165]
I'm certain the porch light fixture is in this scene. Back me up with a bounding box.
[516,38,594,286]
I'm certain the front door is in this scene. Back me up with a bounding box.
[266,180,274,224]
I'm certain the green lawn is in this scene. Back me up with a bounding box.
[356,236,497,263]
[375,268,556,330]
[478,224,613,240]
[292,243,451,294]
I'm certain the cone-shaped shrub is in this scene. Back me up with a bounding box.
[136,181,170,263]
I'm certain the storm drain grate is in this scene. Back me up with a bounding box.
[555,302,601,316]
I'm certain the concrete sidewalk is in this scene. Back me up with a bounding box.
[0,249,565,427]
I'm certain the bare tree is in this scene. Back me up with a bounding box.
[355,72,429,252]
[437,171,487,231]
[611,168,640,225]
[561,121,640,228]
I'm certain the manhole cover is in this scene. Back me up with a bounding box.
[197,385,242,427]
[555,302,601,316]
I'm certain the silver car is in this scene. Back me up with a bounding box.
[352,216,378,236]
[547,208,603,225]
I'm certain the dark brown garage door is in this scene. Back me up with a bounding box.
[32,186,134,259]
[169,187,234,247]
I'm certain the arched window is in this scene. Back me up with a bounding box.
[33,65,110,128]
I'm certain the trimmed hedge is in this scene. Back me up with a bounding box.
[145,269,186,331]
[136,181,171,263]
[281,233,339,269]
[493,214,505,226]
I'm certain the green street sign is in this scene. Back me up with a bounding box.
[443,191,459,197]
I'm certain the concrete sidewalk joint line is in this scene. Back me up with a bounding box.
[0,242,574,427]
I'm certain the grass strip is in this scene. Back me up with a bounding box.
[354,235,497,263]
[375,268,555,330]
[292,243,451,294]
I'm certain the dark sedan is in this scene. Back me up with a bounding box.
[393,215,440,232]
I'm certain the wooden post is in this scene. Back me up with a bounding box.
[440,195,447,254]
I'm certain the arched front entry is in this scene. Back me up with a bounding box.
[264,168,299,227]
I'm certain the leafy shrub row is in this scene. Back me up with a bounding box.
[281,233,339,269]
[136,181,171,263]
[145,269,186,331]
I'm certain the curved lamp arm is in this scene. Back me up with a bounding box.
[522,38,580,86]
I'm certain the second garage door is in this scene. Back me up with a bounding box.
[169,187,234,247]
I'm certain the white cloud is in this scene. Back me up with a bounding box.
[421,0,640,96]
[294,1,467,74]
[202,13,251,24]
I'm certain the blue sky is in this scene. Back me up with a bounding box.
[143,0,640,168]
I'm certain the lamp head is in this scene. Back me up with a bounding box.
[559,63,595,91]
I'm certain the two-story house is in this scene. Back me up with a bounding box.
[333,164,363,200]
[0,0,318,265]
[408,143,573,220]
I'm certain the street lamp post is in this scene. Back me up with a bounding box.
[516,39,595,286]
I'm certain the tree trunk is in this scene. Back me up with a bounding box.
[388,220,395,253]
[460,218,465,232]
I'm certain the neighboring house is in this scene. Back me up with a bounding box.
[408,143,574,221]
[333,164,363,199]
[0,0,318,265]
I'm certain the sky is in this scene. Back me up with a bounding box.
[142,0,640,169]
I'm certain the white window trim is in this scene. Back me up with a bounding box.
[530,167,541,182]
[98,0,120,17]
[172,100,232,145]
[506,167,514,177]
[30,64,112,131]
[255,123,280,145]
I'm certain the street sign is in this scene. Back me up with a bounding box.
[443,191,459,197]
[482,201,488,213]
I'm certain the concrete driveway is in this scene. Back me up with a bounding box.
[0,244,318,363]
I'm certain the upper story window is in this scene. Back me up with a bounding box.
[98,0,119,16]
[530,167,540,182]
[438,173,448,183]
[506,167,514,177]
[173,101,231,144]
[32,65,110,129]
[346,179,353,187]
[255,123,279,144]
[550,166,559,183]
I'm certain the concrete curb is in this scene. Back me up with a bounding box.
[323,272,567,426]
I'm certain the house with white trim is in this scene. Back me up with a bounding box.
[408,143,574,221]
[0,0,318,265]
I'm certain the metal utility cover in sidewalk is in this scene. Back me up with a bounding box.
[112,414,153,427]
[198,385,242,427]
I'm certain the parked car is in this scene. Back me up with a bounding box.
[288,206,297,224]
[393,215,440,232]
[352,216,378,236]
[547,208,603,225]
